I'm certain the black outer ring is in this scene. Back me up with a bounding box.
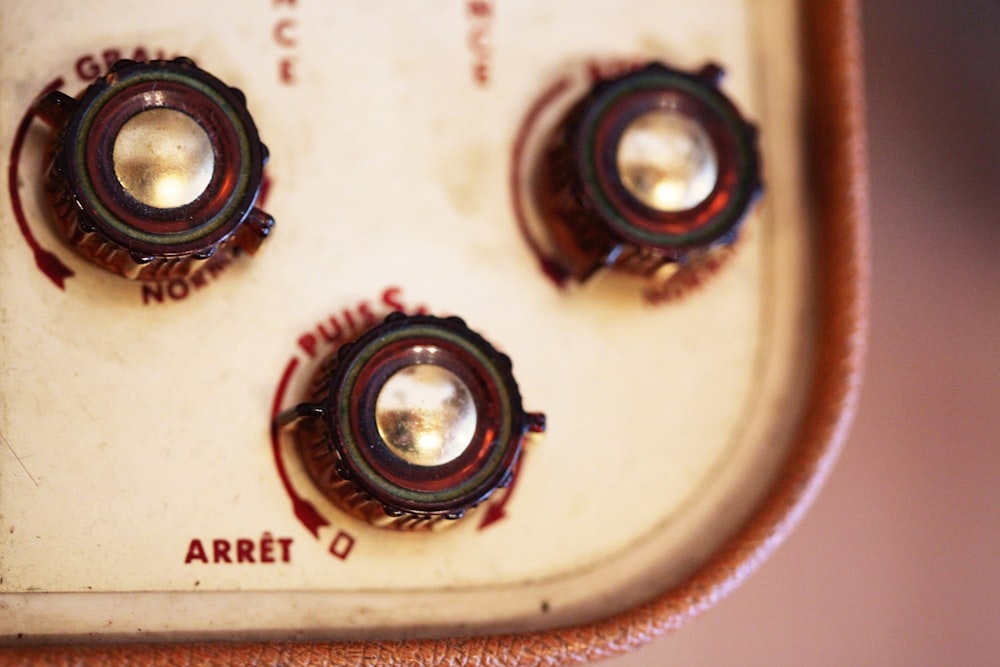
[58,58,265,257]
[571,62,762,252]
[322,314,531,517]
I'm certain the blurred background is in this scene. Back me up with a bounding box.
[606,1,1000,665]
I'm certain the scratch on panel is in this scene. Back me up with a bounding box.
[0,430,39,487]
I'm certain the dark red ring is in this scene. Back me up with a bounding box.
[592,88,743,240]
[84,81,239,237]
[323,315,530,516]
[346,338,506,496]
[60,59,265,257]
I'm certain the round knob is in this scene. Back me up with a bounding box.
[36,57,273,281]
[282,313,545,531]
[533,62,762,282]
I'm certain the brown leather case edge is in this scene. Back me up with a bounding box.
[2,0,868,664]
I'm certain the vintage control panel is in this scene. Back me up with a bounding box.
[0,0,864,658]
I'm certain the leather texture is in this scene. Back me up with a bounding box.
[1,0,868,664]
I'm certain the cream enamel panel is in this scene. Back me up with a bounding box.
[0,0,810,640]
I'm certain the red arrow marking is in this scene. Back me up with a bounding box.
[7,78,75,289]
[509,76,572,287]
[258,171,273,207]
[478,450,526,531]
[270,357,330,539]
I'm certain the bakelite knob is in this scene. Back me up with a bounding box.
[279,313,545,531]
[533,62,762,282]
[37,57,273,281]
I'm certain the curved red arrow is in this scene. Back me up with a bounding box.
[478,450,526,530]
[7,78,75,289]
[270,357,330,538]
[509,76,572,287]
